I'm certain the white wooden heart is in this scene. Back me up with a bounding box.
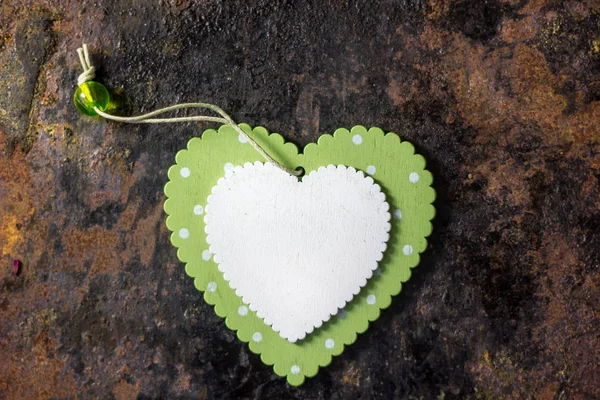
[204,162,391,342]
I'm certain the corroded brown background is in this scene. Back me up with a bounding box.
[1,0,599,399]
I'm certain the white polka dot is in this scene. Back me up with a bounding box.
[202,250,212,261]
[352,134,363,145]
[393,209,402,220]
[403,244,414,256]
[366,294,377,305]
[238,305,248,316]
[325,339,335,349]
[238,134,248,143]
[291,365,301,374]
[207,281,217,292]
[193,205,204,215]
[252,332,263,342]
[180,167,190,178]
[366,165,376,175]
[179,228,189,239]
[409,172,420,183]
[224,162,234,173]
[337,309,346,318]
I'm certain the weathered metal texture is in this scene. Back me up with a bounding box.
[0,0,598,398]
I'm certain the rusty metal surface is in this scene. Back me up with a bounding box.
[0,1,598,398]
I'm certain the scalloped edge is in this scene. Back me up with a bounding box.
[203,162,391,343]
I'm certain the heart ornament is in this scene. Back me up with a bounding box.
[164,125,435,385]
[206,162,391,343]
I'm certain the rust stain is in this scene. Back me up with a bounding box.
[481,157,543,207]
[0,132,35,258]
[172,364,193,394]
[394,7,600,398]
[468,350,532,398]
[131,199,163,267]
[403,20,600,162]
[529,236,600,398]
[341,361,362,387]
[62,225,120,276]
[500,15,538,43]
[0,319,78,399]
[426,0,453,21]
[519,0,553,15]
[112,379,141,400]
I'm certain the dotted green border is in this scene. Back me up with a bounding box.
[164,125,435,386]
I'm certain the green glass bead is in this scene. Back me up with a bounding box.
[73,81,110,116]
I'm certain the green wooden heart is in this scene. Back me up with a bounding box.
[164,125,435,386]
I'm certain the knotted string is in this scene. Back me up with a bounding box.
[77,44,96,86]
[76,44,301,176]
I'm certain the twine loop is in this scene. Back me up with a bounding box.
[76,44,96,86]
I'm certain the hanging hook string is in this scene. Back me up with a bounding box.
[77,44,301,176]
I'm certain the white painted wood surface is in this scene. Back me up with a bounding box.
[204,162,391,342]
